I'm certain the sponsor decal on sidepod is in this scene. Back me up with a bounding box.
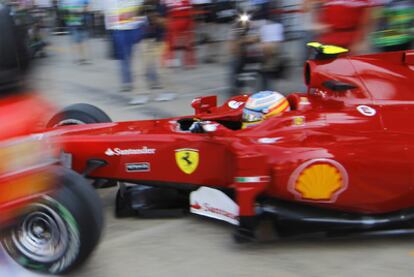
[191,202,237,220]
[126,162,150,172]
[105,147,156,156]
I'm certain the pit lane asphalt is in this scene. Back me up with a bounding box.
[4,36,414,277]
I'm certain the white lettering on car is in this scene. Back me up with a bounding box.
[105,147,156,156]
[228,100,244,109]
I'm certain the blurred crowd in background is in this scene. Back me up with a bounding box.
[1,0,413,103]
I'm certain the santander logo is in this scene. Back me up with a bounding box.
[105,147,156,156]
[192,202,237,220]
[190,187,239,225]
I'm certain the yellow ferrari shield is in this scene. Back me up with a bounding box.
[175,148,199,174]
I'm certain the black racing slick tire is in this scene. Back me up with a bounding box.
[2,168,104,275]
[47,103,112,128]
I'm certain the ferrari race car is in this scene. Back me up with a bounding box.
[46,45,414,242]
[0,4,103,275]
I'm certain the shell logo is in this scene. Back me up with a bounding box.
[288,159,348,202]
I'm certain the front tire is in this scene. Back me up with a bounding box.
[2,168,104,275]
[47,103,112,128]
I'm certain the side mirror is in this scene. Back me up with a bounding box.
[192,96,217,114]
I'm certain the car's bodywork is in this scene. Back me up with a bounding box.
[0,95,56,226]
[50,48,414,239]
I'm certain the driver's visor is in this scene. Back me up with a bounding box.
[242,108,263,123]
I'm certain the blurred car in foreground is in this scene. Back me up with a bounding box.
[0,4,103,275]
[45,43,414,242]
[0,95,103,275]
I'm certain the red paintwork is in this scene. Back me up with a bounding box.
[50,50,414,217]
[0,94,55,225]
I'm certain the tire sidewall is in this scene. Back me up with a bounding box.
[51,110,101,127]
[47,104,112,128]
[2,169,103,275]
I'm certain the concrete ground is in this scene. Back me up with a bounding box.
[3,36,414,277]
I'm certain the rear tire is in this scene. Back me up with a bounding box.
[47,103,112,128]
[2,168,104,275]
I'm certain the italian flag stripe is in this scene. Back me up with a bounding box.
[235,176,270,183]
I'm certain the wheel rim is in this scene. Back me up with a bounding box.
[11,203,69,263]
[54,119,86,127]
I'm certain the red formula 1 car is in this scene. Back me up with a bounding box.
[46,45,414,241]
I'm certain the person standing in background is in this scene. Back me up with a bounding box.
[197,0,237,64]
[192,0,214,63]
[301,0,328,62]
[228,0,284,95]
[163,0,196,68]
[129,0,176,104]
[141,0,167,90]
[315,0,375,54]
[60,0,90,64]
[104,0,147,95]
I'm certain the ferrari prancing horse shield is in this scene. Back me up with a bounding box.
[175,148,199,174]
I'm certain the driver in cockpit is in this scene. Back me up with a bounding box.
[189,90,290,133]
[242,90,290,128]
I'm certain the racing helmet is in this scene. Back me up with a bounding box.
[242,91,290,128]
